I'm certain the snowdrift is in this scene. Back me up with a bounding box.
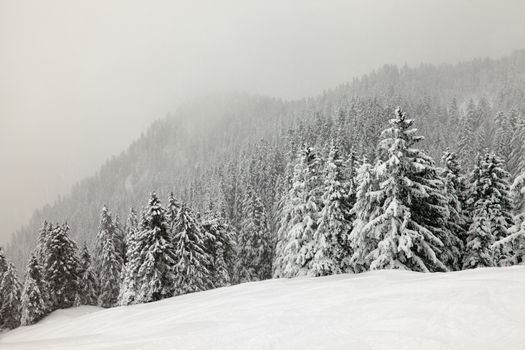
[1,266,524,350]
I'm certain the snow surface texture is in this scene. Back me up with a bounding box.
[1,266,524,350]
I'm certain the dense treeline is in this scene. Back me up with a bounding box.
[1,106,524,330]
[2,51,525,329]
[7,52,525,272]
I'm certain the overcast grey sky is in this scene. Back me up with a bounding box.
[1,0,524,244]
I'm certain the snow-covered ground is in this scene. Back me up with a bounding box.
[1,266,524,350]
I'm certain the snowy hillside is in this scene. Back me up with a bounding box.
[1,266,524,350]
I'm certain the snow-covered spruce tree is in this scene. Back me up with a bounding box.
[508,111,525,176]
[463,154,514,269]
[172,202,213,295]
[113,215,126,264]
[493,111,513,165]
[133,193,177,303]
[457,100,477,169]
[74,243,98,306]
[202,210,236,287]
[235,184,273,282]
[273,144,322,278]
[0,256,21,330]
[166,192,181,235]
[311,142,353,276]
[94,206,123,308]
[21,254,47,325]
[348,157,381,272]
[439,151,467,270]
[118,208,141,305]
[364,107,450,272]
[493,172,525,265]
[35,221,50,267]
[44,223,80,310]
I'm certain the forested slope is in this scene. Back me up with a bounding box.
[7,51,525,270]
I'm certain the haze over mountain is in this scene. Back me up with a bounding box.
[2,0,525,244]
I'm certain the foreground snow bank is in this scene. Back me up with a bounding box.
[1,266,524,350]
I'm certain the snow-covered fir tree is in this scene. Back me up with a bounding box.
[311,142,353,276]
[166,192,181,234]
[202,209,236,287]
[1,249,22,330]
[493,172,525,265]
[35,221,50,268]
[44,223,79,310]
[363,107,450,272]
[133,193,177,303]
[235,184,273,282]
[74,243,98,306]
[94,206,123,307]
[113,215,126,264]
[348,157,381,272]
[439,151,467,270]
[508,111,525,176]
[20,254,47,325]
[119,208,141,305]
[463,154,514,268]
[273,145,322,278]
[172,201,212,295]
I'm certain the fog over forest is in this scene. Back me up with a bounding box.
[1,0,525,244]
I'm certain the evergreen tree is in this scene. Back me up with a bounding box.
[463,154,514,268]
[119,208,141,305]
[273,145,322,277]
[439,151,466,270]
[349,157,381,272]
[363,108,449,272]
[311,142,353,276]
[457,100,477,168]
[493,111,513,165]
[21,254,47,325]
[235,184,273,282]
[44,223,79,310]
[166,192,181,236]
[0,256,21,330]
[94,206,122,308]
[74,243,98,306]
[35,221,50,267]
[173,202,212,295]
[508,111,525,176]
[134,193,177,303]
[202,210,236,287]
[493,172,525,265]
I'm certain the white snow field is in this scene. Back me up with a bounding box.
[1,266,524,350]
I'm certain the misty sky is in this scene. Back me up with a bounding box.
[1,0,524,244]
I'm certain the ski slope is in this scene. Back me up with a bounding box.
[1,266,524,350]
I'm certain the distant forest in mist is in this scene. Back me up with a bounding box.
[6,50,525,270]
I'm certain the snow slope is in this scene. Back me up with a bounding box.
[1,266,524,350]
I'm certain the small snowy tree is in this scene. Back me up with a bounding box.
[463,154,514,268]
[202,210,236,287]
[21,254,47,325]
[439,151,466,270]
[493,172,525,265]
[311,142,353,276]
[119,208,140,305]
[94,206,123,308]
[134,193,177,303]
[273,145,322,277]
[44,223,80,310]
[74,243,98,306]
[172,202,212,295]
[235,184,273,282]
[0,254,21,330]
[348,157,381,272]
